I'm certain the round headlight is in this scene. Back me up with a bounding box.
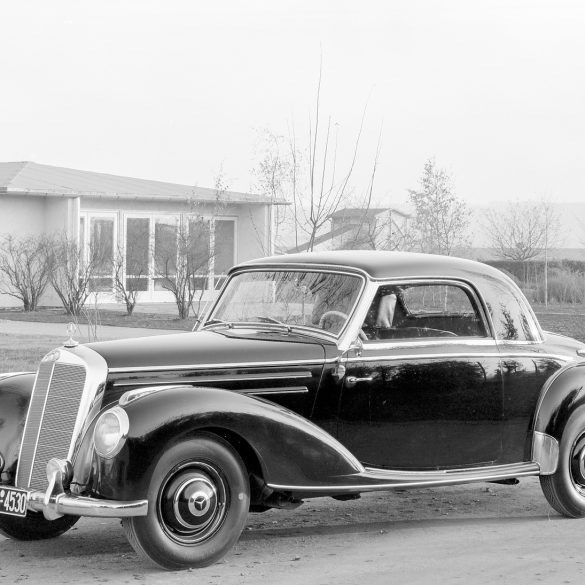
[93,407,129,458]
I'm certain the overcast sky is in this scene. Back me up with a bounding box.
[1,0,584,208]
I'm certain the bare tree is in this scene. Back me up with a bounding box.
[50,234,103,316]
[483,198,560,302]
[408,159,470,255]
[253,60,379,253]
[297,70,366,252]
[483,199,560,261]
[0,234,53,311]
[251,130,293,254]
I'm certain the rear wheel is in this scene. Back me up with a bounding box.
[0,511,78,540]
[540,410,585,517]
[122,434,250,570]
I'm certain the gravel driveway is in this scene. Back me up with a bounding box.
[2,478,584,584]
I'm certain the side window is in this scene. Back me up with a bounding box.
[361,283,488,341]
[480,277,540,342]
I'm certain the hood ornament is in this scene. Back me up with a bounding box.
[64,322,79,348]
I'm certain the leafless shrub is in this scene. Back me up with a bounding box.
[50,234,103,316]
[0,234,53,311]
[113,240,148,317]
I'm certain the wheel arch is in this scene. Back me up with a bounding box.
[532,362,585,474]
[90,385,363,502]
[0,372,36,484]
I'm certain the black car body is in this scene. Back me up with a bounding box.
[2,250,585,569]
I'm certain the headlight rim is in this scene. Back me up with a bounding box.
[93,406,130,459]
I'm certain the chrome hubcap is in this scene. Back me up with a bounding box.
[159,462,227,544]
[570,436,585,489]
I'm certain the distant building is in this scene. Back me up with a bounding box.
[288,206,412,253]
[0,161,283,308]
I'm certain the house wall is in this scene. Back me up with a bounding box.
[1,194,271,309]
[0,195,46,238]
[0,196,51,308]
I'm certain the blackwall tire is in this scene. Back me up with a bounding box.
[122,434,250,570]
[540,409,585,518]
[0,511,78,540]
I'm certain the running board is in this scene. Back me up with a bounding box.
[267,462,540,496]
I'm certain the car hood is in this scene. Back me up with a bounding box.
[85,328,328,371]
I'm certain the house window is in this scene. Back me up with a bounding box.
[119,213,237,298]
[188,216,212,290]
[154,217,178,291]
[214,220,235,283]
[125,217,150,292]
[89,216,116,292]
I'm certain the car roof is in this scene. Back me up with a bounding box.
[232,250,505,282]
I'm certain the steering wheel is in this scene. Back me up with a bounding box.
[318,310,349,329]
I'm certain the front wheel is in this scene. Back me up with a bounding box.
[540,409,585,517]
[122,434,250,570]
[0,510,78,540]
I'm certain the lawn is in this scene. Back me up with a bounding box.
[0,333,68,373]
[533,309,585,343]
[0,308,196,331]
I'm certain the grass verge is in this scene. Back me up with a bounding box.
[0,309,196,331]
[0,333,67,373]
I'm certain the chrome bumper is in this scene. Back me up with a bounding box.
[26,458,148,520]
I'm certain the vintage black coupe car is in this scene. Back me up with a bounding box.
[2,250,585,569]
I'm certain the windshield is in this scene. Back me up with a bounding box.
[208,270,363,336]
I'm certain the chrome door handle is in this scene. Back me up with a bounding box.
[346,375,374,387]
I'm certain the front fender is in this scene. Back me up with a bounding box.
[92,385,363,501]
[0,372,36,484]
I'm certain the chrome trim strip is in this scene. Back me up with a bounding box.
[65,346,109,463]
[363,339,496,351]
[345,352,573,364]
[532,431,559,475]
[113,370,314,387]
[110,349,572,374]
[119,385,174,406]
[19,364,55,488]
[266,462,541,493]
[0,371,33,381]
[241,386,309,395]
[110,358,336,374]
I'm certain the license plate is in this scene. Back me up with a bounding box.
[0,486,29,518]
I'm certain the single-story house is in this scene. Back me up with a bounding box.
[0,161,283,308]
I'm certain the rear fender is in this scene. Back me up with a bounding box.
[532,362,585,473]
[91,385,363,501]
[0,373,36,484]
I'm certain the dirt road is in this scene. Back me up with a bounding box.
[2,477,584,584]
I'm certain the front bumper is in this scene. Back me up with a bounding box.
[26,458,148,521]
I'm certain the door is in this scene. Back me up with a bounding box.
[338,281,504,470]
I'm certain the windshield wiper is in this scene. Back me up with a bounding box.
[255,316,292,332]
[203,319,233,329]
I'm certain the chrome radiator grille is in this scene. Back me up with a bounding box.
[16,361,87,490]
